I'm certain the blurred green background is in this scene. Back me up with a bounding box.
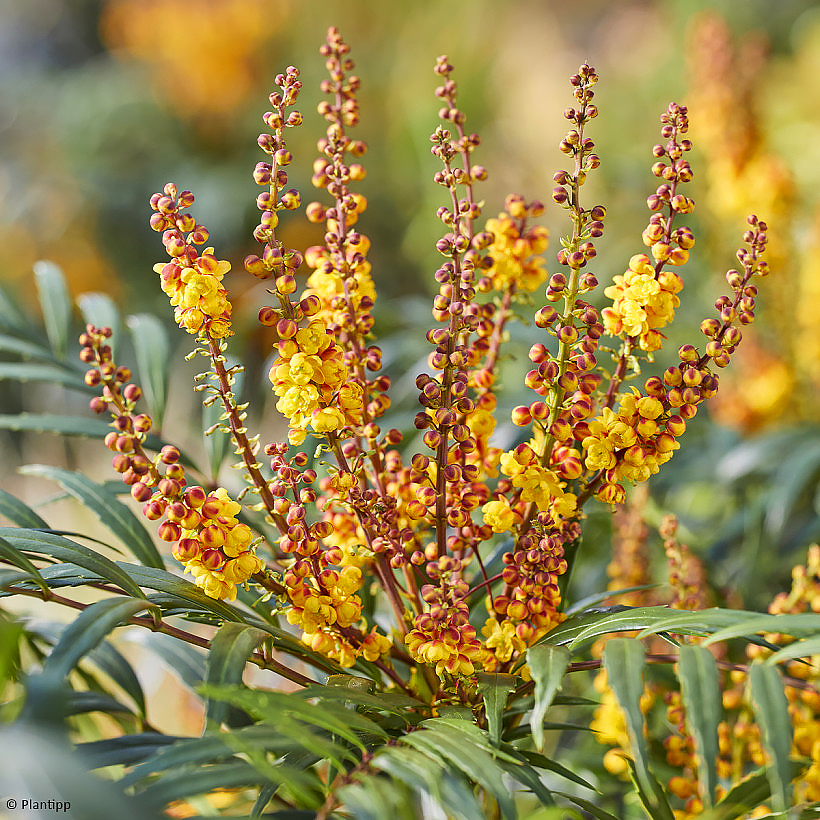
[2,0,820,612]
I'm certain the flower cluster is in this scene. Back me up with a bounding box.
[482,199,549,294]
[149,185,232,338]
[81,325,262,600]
[405,556,486,678]
[86,31,771,711]
[601,102,693,352]
[268,316,362,444]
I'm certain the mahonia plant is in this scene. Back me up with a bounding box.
[82,29,769,703]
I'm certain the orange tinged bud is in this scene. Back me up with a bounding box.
[158,520,181,542]
[512,405,532,426]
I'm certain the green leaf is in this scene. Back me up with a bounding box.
[0,528,146,598]
[565,584,660,615]
[0,287,31,335]
[766,636,820,665]
[539,606,672,651]
[112,563,242,620]
[678,644,721,808]
[0,488,50,528]
[515,748,596,791]
[126,314,170,427]
[0,616,24,684]
[34,260,72,359]
[401,720,515,820]
[0,415,170,454]
[88,641,146,716]
[77,292,120,360]
[223,724,348,804]
[521,808,582,820]
[635,608,761,640]
[764,437,820,540]
[748,662,793,812]
[699,768,772,820]
[553,792,620,820]
[135,759,269,810]
[20,465,164,569]
[528,643,570,752]
[204,623,267,729]
[42,597,159,681]
[624,756,676,820]
[0,362,92,391]
[476,671,515,746]
[79,733,181,770]
[602,639,653,801]
[201,685,383,748]
[0,533,49,593]
[0,331,65,361]
[0,413,114,438]
[702,613,820,646]
[2,725,166,820]
[123,630,206,691]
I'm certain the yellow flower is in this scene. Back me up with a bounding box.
[482,498,518,533]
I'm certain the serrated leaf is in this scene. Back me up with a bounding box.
[1,528,146,598]
[748,662,793,812]
[77,292,120,360]
[34,260,72,359]
[603,639,653,802]
[339,773,424,820]
[20,465,164,569]
[678,644,721,807]
[476,671,515,746]
[204,623,267,729]
[528,643,570,752]
[0,362,93,391]
[126,314,169,426]
[42,597,159,681]
[0,488,50,528]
